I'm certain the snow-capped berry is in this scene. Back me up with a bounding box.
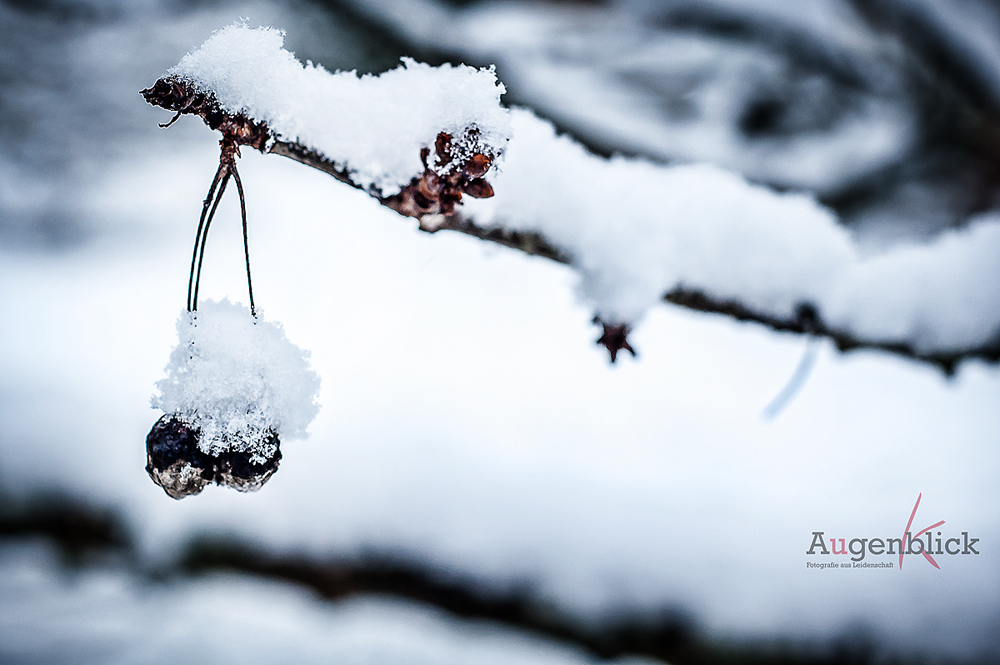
[148,298,320,497]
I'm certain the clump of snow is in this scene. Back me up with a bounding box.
[464,108,855,323]
[827,217,1000,352]
[168,23,510,195]
[463,108,1000,352]
[152,299,320,463]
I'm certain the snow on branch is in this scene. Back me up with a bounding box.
[142,25,1000,372]
[463,109,1000,372]
[142,24,508,215]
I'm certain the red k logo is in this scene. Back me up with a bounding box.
[900,493,945,570]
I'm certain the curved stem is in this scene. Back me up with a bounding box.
[761,336,819,420]
[230,164,256,318]
[191,169,231,312]
[187,162,228,312]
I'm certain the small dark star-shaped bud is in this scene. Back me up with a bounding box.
[594,318,637,363]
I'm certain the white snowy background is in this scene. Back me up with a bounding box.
[1,0,998,663]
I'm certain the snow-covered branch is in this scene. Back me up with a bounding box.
[143,25,1000,372]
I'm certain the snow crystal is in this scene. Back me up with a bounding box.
[152,299,320,463]
[168,23,510,195]
[462,108,1000,352]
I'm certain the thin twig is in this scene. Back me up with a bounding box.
[191,170,230,312]
[761,337,820,420]
[230,164,256,318]
[159,111,183,128]
[187,161,228,312]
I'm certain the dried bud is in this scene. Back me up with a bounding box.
[466,153,491,178]
[594,318,637,363]
[464,178,494,199]
[384,130,498,218]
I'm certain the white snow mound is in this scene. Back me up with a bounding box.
[169,23,510,196]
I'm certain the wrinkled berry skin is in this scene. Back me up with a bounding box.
[146,415,281,499]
